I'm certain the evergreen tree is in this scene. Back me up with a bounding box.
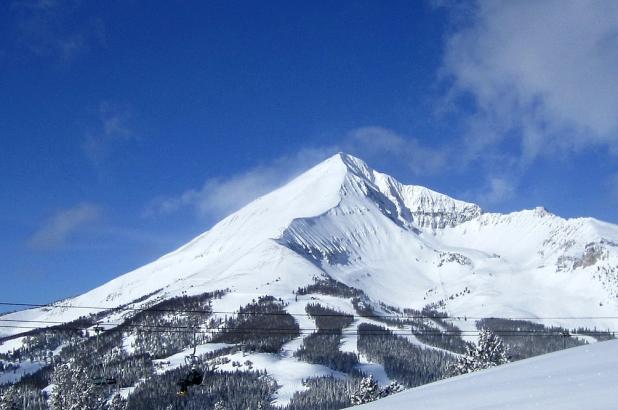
[107,394,127,410]
[0,385,20,410]
[50,359,102,410]
[213,401,226,410]
[350,376,380,405]
[379,381,404,398]
[451,329,509,375]
[476,328,509,366]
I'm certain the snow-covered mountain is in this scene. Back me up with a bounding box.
[3,152,618,407]
[3,152,618,336]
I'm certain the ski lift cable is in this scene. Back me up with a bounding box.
[1,321,612,335]
[2,300,618,321]
[0,323,611,338]
[0,319,613,335]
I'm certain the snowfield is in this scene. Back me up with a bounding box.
[350,339,618,410]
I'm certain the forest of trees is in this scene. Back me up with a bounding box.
[295,304,358,373]
[211,296,299,353]
[476,318,586,360]
[1,280,614,410]
[356,323,453,387]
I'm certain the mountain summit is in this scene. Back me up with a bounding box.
[2,153,618,334]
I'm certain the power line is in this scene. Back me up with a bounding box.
[0,318,615,335]
[2,301,618,322]
[0,321,613,338]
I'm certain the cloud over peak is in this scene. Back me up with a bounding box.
[29,202,100,250]
[442,0,618,159]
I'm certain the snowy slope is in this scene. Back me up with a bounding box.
[2,152,618,335]
[349,339,618,410]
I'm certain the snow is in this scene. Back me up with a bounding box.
[0,337,26,354]
[2,152,618,402]
[0,359,44,384]
[213,349,346,407]
[152,343,230,374]
[355,356,390,387]
[118,387,135,399]
[350,339,618,409]
[4,153,618,337]
[121,334,137,355]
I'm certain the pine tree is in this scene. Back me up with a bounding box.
[350,375,381,405]
[451,328,509,375]
[213,401,227,410]
[476,328,509,367]
[379,381,404,398]
[107,394,127,410]
[50,359,102,410]
[0,385,20,410]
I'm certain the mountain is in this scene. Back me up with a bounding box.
[351,338,618,410]
[2,152,617,334]
[1,152,618,408]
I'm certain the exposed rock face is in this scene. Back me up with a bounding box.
[400,185,482,229]
[557,242,609,271]
[437,252,473,267]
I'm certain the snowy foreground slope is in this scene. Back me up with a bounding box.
[351,339,618,410]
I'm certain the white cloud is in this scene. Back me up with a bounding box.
[29,203,100,249]
[9,0,105,63]
[144,147,335,221]
[82,102,137,166]
[343,126,448,175]
[478,176,516,206]
[442,0,618,160]
[144,126,452,221]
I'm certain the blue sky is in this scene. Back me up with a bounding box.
[1,0,617,308]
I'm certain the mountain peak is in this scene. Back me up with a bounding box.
[317,152,482,229]
[320,152,373,178]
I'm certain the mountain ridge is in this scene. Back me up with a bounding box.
[2,152,618,338]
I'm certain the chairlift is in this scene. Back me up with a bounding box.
[90,325,117,387]
[176,363,204,396]
[176,325,207,397]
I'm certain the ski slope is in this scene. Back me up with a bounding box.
[351,339,618,409]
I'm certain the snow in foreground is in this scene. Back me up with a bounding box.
[350,339,618,410]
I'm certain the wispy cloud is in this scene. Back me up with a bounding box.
[343,126,448,175]
[477,176,516,206]
[608,174,618,203]
[144,125,455,221]
[440,0,618,161]
[82,102,138,167]
[144,147,336,221]
[9,0,105,64]
[29,202,100,250]
[144,123,463,222]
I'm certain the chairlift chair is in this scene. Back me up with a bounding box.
[176,364,204,396]
[176,325,206,396]
[90,325,118,387]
